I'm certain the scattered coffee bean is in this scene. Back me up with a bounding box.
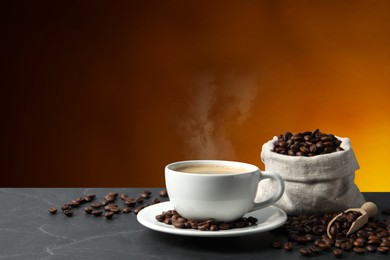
[61,204,71,211]
[63,210,73,217]
[68,199,80,207]
[353,247,365,254]
[84,194,96,201]
[107,192,118,198]
[284,241,294,251]
[120,194,128,201]
[140,191,151,199]
[92,210,103,217]
[134,206,144,214]
[104,194,115,203]
[382,208,390,215]
[122,207,132,213]
[332,248,343,257]
[91,202,103,209]
[271,241,282,249]
[299,248,311,256]
[48,207,57,214]
[273,129,344,157]
[84,206,93,214]
[159,189,168,197]
[104,211,114,219]
[377,246,389,254]
[366,245,376,252]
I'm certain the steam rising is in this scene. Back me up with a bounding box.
[179,69,260,159]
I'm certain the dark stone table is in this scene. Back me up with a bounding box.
[0,188,388,259]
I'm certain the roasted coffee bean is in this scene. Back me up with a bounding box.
[104,211,114,219]
[353,247,365,254]
[122,207,132,214]
[329,225,339,236]
[163,218,172,225]
[209,224,218,231]
[107,192,118,198]
[136,197,145,203]
[273,129,343,157]
[104,194,115,202]
[382,208,390,215]
[247,216,258,225]
[77,197,87,204]
[134,206,144,214]
[299,248,311,256]
[85,194,96,201]
[48,207,57,214]
[284,241,294,251]
[124,198,137,206]
[159,189,168,197]
[309,245,321,255]
[91,202,103,209]
[219,223,231,230]
[61,204,71,211]
[140,191,151,199]
[68,199,80,207]
[377,246,389,254]
[332,248,343,257]
[271,241,282,249]
[91,210,103,216]
[63,210,73,217]
[366,245,377,252]
[84,206,93,214]
[120,194,128,201]
[353,239,364,247]
[380,240,390,247]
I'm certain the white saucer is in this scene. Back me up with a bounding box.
[137,201,287,237]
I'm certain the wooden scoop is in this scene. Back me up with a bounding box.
[327,202,378,238]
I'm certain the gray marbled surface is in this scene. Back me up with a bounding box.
[0,188,388,260]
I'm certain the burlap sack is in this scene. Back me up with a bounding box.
[256,136,365,215]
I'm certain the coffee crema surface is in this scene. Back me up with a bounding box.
[175,164,248,174]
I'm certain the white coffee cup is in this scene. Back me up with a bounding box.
[165,160,285,222]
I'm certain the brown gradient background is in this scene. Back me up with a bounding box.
[1,1,389,191]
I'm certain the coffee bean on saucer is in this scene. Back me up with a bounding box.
[48,207,57,214]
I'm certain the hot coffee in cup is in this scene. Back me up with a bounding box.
[165,160,285,222]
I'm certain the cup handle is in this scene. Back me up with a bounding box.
[250,171,285,211]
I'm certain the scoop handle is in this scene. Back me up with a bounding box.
[361,202,378,218]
